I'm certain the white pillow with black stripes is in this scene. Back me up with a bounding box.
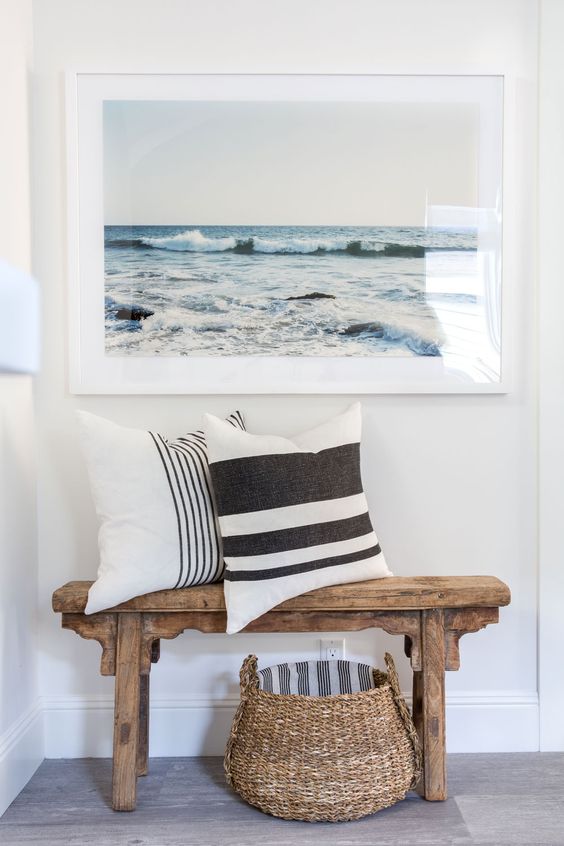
[204,402,391,634]
[77,410,245,614]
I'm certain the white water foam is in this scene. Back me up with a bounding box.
[251,235,351,253]
[143,230,237,252]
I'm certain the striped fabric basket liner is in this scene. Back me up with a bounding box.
[258,659,377,696]
[225,653,422,823]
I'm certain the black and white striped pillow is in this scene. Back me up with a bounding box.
[259,660,376,696]
[77,410,245,614]
[204,403,391,633]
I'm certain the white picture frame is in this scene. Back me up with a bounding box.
[66,73,505,394]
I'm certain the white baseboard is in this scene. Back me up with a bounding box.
[0,701,44,817]
[443,692,539,753]
[42,691,539,758]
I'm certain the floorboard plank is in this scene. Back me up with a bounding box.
[1,755,563,846]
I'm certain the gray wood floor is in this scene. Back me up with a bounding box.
[1,754,563,846]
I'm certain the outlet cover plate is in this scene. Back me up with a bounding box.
[320,639,345,660]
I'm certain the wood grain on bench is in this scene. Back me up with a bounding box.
[53,576,510,613]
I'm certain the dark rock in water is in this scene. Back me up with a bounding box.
[341,322,384,337]
[231,238,254,254]
[344,240,368,256]
[382,243,425,258]
[345,240,425,258]
[116,306,154,321]
[286,292,336,301]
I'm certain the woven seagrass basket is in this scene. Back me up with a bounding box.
[224,652,422,822]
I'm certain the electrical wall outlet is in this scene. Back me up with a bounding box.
[320,639,345,660]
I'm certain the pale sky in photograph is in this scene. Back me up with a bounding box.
[104,100,479,226]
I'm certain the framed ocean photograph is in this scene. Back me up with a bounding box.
[66,73,505,393]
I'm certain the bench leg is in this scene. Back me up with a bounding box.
[413,608,447,801]
[112,613,142,811]
[137,674,150,777]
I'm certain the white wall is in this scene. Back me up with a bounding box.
[32,0,539,757]
[0,0,42,816]
[538,0,564,752]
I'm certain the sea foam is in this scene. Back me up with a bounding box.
[142,230,237,252]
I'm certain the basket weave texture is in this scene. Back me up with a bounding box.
[225,652,422,822]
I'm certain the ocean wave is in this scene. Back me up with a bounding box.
[380,323,441,356]
[337,320,441,356]
[106,229,474,258]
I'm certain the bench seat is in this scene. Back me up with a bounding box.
[53,575,510,613]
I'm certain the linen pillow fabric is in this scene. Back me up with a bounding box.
[258,659,377,696]
[204,403,391,633]
[78,410,245,614]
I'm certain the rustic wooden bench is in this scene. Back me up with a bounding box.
[52,575,510,812]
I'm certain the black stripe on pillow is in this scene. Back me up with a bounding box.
[172,440,220,584]
[149,432,185,589]
[211,443,362,516]
[171,445,201,586]
[223,512,374,558]
[231,411,245,429]
[149,412,245,589]
[224,542,381,582]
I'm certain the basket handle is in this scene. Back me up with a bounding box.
[224,655,259,786]
[384,652,423,788]
[239,654,260,696]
